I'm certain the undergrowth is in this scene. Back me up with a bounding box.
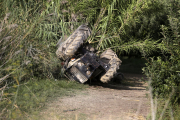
[143,0,180,119]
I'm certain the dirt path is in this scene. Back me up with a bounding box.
[39,73,150,120]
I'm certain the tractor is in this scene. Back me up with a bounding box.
[56,24,123,83]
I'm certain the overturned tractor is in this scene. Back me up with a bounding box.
[56,24,122,83]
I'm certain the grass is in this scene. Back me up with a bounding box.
[0,78,88,120]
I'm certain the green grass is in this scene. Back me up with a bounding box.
[0,78,88,119]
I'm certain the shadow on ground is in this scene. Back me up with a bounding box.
[85,73,147,91]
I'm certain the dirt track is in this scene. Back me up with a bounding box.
[40,73,150,120]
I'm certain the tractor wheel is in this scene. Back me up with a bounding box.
[100,49,122,83]
[100,49,119,63]
[56,24,91,60]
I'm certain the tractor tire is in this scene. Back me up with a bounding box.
[56,24,91,60]
[100,49,122,83]
[100,49,119,63]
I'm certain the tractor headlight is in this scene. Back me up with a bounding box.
[86,71,91,76]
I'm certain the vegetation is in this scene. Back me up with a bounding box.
[0,0,85,119]
[0,0,179,119]
[142,1,180,118]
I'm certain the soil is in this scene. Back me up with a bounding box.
[39,73,150,120]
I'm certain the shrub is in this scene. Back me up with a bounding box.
[142,0,180,119]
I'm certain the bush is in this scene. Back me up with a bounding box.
[143,0,180,97]
[142,0,180,119]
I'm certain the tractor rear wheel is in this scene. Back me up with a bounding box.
[100,49,122,83]
[56,24,91,60]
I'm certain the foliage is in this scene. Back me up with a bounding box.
[0,0,83,119]
[143,0,180,97]
[0,0,81,86]
[142,0,180,119]
[65,0,171,56]
[0,0,177,86]
[144,56,180,96]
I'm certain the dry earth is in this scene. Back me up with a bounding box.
[39,73,150,120]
